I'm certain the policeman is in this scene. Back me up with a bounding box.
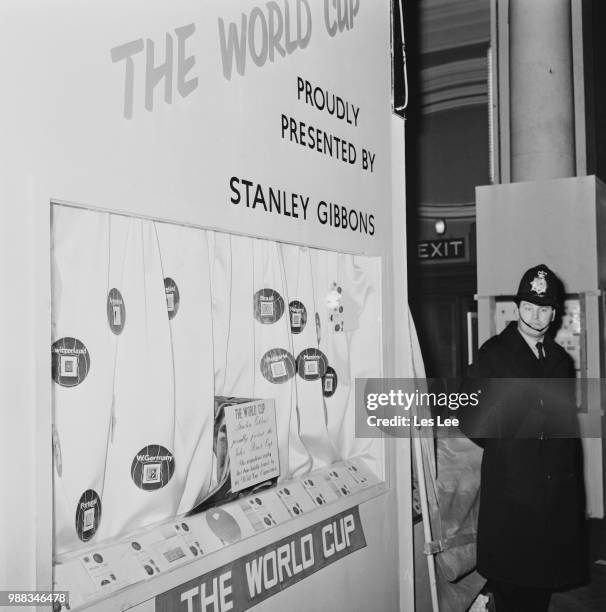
[464,264,588,611]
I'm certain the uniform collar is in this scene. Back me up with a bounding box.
[501,321,537,357]
[501,321,565,370]
[517,326,546,357]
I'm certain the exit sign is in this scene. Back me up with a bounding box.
[417,238,466,261]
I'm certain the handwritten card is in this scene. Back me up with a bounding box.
[224,399,280,493]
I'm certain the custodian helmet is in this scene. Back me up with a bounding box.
[515,264,563,308]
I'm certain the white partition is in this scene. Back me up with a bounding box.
[0,1,414,610]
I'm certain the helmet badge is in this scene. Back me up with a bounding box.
[530,270,548,296]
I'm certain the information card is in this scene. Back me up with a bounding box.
[224,399,280,492]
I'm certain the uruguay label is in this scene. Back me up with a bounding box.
[155,507,366,612]
[253,289,285,324]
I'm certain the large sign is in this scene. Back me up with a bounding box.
[6,0,392,256]
[155,507,366,612]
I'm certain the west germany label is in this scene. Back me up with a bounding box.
[260,348,296,384]
[164,278,180,320]
[131,445,175,490]
[51,337,91,387]
[288,300,307,334]
[322,366,338,397]
[253,289,285,324]
[75,489,101,542]
[107,288,126,334]
[296,348,328,381]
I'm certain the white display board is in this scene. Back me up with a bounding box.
[0,1,413,610]
[2,0,390,254]
[476,177,606,518]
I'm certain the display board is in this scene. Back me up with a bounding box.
[2,0,390,255]
[51,206,383,555]
[0,1,413,610]
[476,176,606,518]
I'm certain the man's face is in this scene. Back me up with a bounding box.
[517,300,555,337]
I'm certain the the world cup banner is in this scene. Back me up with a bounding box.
[155,506,366,612]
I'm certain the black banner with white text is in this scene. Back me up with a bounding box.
[155,506,366,612]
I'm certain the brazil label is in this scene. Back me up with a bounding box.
[51,337,90,387]
[131,445,175,490]
[254,289,285,324]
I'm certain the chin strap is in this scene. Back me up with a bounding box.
[519,314,551,333]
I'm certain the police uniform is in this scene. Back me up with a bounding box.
[465,265,588,611]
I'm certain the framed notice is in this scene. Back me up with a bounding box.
[224,399,280,493]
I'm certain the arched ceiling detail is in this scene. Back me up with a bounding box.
[420,0,490,53]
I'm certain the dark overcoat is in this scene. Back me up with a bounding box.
[465,322,588,589]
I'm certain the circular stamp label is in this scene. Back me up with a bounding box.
[254,289,285,324]
[164,277,180,320]
[107,288,126,334]
[296,348,328,381]
[260,348,296,384]
[131,444,175,490]
[75,489,101,542]
[322,366,338,397]
[289,300,307,334]
[52,338,90,387]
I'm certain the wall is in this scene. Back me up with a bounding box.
[0,1,413,609]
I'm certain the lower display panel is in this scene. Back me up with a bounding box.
[54,458,379,609]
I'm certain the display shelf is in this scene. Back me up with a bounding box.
[54,459,385,611]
